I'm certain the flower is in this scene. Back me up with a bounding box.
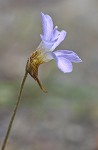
[40,12,82,72]
[26,12,82,92]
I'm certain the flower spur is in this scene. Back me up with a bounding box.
[26,12,82,92]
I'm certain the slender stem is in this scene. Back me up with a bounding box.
[1,71,28,150]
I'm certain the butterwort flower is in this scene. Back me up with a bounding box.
[26,12,82,92]
[0,13,82,150]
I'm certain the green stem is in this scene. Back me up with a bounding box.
[1,71,28,150]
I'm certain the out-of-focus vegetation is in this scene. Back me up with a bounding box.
[0,0,98,150]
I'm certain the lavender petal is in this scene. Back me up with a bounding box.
[52,53,73,73]
[51,30,67,51]
[41,12,53,41]
[40,34,55,50]
[54,50,82,62]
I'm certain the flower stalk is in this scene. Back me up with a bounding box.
[1,70,28,150]
[1,57,47,150]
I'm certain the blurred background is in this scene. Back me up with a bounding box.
[0,0,98,149]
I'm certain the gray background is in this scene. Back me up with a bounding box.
[0,0,98,150]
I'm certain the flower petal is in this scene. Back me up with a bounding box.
[54,50,82,63]
[41,12,53,41]
[51,26,60,41]
[52,53,73,73]
[51,30,67,51]
[40,34,55,50]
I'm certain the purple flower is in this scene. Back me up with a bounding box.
[26,12,82,92]
[38,12,82,73]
